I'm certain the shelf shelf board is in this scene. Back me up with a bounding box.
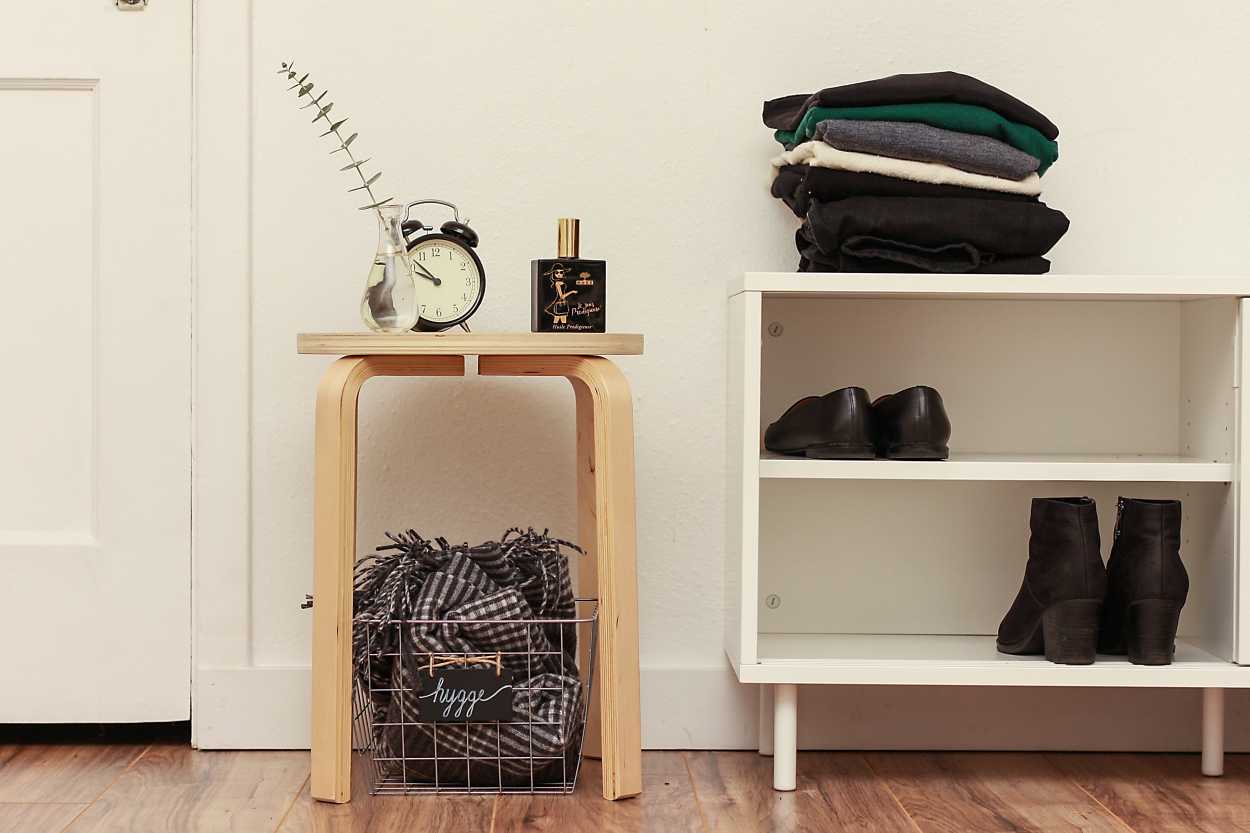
[735,634,1250,687]
[731,273,1250,301]
[758,452,1233,483]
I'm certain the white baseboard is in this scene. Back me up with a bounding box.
[195,664,1250,752]
[195,667,310,749]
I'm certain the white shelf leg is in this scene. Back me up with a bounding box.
[758,684,775,756]
[773,683,798,791]
[1202,687,1225,777]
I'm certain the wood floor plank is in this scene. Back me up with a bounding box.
[0,744,144,804]
[866,752,1131,833]
[1051,753,1250,833]
[687,751,916,833]
[276,754,495,833]
[491,752,700,833]
[0,804,88,833]
[63,745,309,833]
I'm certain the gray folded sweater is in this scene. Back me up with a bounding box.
[813,119,1040,180]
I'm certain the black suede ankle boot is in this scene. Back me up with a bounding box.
[1098,497,1188,665]
[997,497,1106,665]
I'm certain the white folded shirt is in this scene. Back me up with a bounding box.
[771,141,1042,197]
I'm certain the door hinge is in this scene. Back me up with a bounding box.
[116,0,147,10]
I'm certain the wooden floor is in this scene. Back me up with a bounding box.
[0,743,1247,832]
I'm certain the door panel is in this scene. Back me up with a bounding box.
[0,2,191,721]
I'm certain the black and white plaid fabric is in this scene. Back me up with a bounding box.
[353,529,584,787]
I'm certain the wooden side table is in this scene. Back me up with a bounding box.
[297,332,644,802]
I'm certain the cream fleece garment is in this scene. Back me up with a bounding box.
[770,141,1042,197]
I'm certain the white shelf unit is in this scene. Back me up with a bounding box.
[726,274,1250,791]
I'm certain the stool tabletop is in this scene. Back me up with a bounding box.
[297,331,644,356]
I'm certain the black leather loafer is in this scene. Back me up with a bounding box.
[764,387,874,459]
[871,386,951,460]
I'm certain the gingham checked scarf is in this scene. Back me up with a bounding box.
[353,529,585,787]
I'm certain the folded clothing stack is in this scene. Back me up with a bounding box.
[764,71,1070,274]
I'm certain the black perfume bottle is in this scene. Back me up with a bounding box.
[531,218,606,333]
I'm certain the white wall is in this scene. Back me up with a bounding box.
[196,0,1250,748]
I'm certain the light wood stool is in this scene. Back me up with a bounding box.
[297,332,644,803]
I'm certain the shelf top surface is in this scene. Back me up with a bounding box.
[731,273,1250,301]
[757,452,1233,483]
[297,331,644,356]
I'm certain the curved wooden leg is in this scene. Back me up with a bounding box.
[572,380,603,762]
[480,355,642,800]
[310,355,463,804]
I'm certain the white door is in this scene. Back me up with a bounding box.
[0,1,191,721]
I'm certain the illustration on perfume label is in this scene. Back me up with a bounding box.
[532,259,605,332]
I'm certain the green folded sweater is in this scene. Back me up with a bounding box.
[775,102,1058,175]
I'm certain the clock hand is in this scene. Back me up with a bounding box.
[411,260,442,287]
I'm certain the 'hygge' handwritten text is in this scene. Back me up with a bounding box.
[417,676,512,719]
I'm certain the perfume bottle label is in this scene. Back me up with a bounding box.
[531,259,606,333]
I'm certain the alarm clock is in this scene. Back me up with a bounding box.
[401,199,485,332]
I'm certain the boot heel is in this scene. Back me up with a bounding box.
[1125,599,1181,665]
[1041,599,1100,665]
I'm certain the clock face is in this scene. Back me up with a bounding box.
[409,237,484,325]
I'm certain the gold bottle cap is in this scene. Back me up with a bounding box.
[557,218,580,258]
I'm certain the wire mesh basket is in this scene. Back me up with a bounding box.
[352,598,598,795]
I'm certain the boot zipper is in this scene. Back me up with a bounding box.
[1114,497,1125,540]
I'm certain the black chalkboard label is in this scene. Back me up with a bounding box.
[417,668,516,722]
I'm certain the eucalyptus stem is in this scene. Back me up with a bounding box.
[277,61,393,220]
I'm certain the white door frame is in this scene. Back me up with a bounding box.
[194,0,310,748]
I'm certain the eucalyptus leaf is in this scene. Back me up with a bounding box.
[329,133,359,154]
[364,172,382,186]
[319,117,350,138]
[339,158,370,171]
[359,197,394,210]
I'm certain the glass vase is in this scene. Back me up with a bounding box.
[361,204,419,333]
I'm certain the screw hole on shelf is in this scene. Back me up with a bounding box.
[767,322,784,337]
[765,594,781,609]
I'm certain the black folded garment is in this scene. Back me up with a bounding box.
[799,195,1069,274]
[772,165,1038,217]
[762,71,1059,140]
[796,230,1051,274]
